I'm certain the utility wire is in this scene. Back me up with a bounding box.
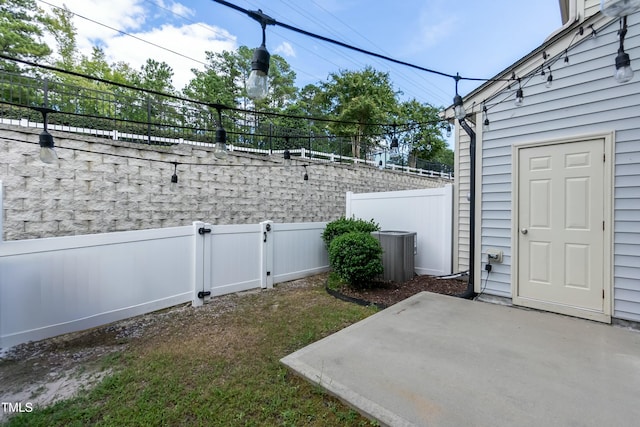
[211,0,510,84]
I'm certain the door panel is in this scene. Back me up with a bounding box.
[517,139,605,314]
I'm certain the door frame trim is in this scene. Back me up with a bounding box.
[511,132,614,323]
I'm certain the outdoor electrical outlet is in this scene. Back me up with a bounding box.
[486,248,503,263]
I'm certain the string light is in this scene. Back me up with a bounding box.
[303,165,309,182]
[615,16,634,83]
[246,9,274,101]
[446,124,452,138]
[390,123,399,153]
[546,67,553,88]
[514,79,524,106]
[214,108,228,159]
[482,103,490,132]
[170,161,178,191]
[283,148,292,169]
[453,73,466,120]
[38,108,58,164]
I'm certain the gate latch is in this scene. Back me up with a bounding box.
[197,291,211,299]
[198,227,212,235]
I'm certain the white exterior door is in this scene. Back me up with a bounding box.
[515,139,609,321]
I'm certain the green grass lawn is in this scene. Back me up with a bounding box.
[2,275,379,426]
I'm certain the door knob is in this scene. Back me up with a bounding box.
[521,228,528,235]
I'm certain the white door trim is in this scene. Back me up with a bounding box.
[511,132,614,323]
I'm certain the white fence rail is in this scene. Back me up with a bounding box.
[346,185,453,276]
[1,220,329,350]
[0,118,453,180]
[0,226,195,350]
[270,222,330,284]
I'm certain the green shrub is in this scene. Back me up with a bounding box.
[321,217,380,248]
[328,231,383,287]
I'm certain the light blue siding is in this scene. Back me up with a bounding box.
[478,13,640,320]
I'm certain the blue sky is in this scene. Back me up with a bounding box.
[39,0,563,109]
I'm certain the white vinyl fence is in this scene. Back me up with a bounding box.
[346,185,453,276]
[1,221,329,351]
[193,221,329,303]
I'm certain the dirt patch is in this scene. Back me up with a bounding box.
[0,296,239,423]
[331,274,469,308]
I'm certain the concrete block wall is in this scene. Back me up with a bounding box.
[0,125,449,240]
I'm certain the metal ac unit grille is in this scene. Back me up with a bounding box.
[371,231,416,283]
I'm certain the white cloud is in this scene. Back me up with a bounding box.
[45,0,146,39]
[103,23,237,89]
[40,0,237,90]
[168,2,194,18]
[151,0,195,20]
[274,41,296,58]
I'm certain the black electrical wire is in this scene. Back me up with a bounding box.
[211,0,511,84]
[0,54,448,130]
[0,135,315,170]
[476,17,615,116]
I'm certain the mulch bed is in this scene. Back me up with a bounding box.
[328,274,469,309]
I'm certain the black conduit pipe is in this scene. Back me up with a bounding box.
[457,118,477,299]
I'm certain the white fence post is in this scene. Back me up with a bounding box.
[345,191,353,218]
[260,220,274,289]
[192,221,206,307]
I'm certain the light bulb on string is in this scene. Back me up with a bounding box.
[214,108,228,159]
[615,51,634,83]
[389,123,399,154]
[39,129,58,164]
[514,79,524,106]
[614,16,635,84]
[453,73,466,120]
[446,123,452,138]
[283,148,292,169]
[37,107,58,164]
[303,165,309,183]
[170,162,179,192]
[482,104,490,132]
[546,68,553,88]
[246,9,274,101]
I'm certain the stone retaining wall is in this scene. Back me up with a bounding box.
[0,125,449,240]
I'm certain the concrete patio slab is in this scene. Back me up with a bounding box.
[281,292,640,427]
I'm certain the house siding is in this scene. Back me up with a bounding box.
[454,127,471,272]
[479,13,640,320]
[585,0,601,18]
